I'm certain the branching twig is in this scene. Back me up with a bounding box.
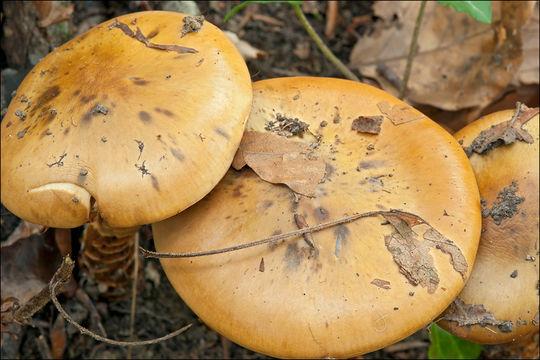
[291,3,360,82]
[49,256,192,346]
[140,209,431,259]
[399,0,427,99]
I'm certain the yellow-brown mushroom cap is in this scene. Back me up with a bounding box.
[439,109,539,344]
[153,77,482,358]
[0,11,252,228]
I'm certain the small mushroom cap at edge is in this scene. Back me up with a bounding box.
[439,109,539,344]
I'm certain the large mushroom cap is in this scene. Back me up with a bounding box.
[439,108,539,344]
[1,11,252,228]
[153,77,482,358]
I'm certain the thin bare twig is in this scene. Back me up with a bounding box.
[399,0,427,99]
[49,256,192,346]
[139,209,431,259]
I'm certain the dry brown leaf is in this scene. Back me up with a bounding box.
[512,1,539,85]
[351,115,383,134]
[232,131,326,197]
[0,222,61,304]
[50,314,66,359]
[382,212,467,293]
[443,297,514,332]
[33,1,74,28]
[377,101,424,125]
[350,1,530,111]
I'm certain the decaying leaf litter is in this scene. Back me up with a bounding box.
[3,2,536,357]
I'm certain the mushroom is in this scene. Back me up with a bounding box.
[152,77,482,358]
[0,11,252,298]
[438,106,539,344]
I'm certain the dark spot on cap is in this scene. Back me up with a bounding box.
[64,127,70,135]
[313,207,329,221]
[29,85,61,117]
[262,201,273,208]
[44,109,57,124]
[73,90,81,96]
[215,128,230,139]
[133,79,150,86]
[82,112,92,123]
[150,175,160,191]
[5,121,12,128]
[170,147,184,162]
[154,108,174,117]
[139,111,151,123]
[80,94,97,104]
[232,184,244,198]
[284,242,319,271]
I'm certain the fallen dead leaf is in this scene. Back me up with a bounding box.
[32,1,74,28]
[383,212,467,294]
[0,221,61,304]
[232,131,326,197]
[512,1,539,86]
[350,1,531,111]
[50,314,66,359]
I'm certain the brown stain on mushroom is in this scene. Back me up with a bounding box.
[154,108,175,118]
[232,184,244,198]
[169,147,184,162]
[357,160,385,170]
[80,94,97,104]
[131,78,150,86]
[215,127,230,139]
[284,242,320,271]
[139,111,152,123]
[29,85,61,117]
[150,175,160,191]
[313,207,330,222]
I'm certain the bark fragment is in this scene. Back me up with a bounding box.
[443,297,514,333]
[464,104,537,157]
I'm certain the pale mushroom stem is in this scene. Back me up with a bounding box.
[79,219,143,300]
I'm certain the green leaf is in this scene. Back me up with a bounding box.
[224,1,303,22]
[428,323,483,359]
[437,1,492,23]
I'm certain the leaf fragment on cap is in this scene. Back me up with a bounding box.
[377,101,425,125]
[382,212,467,293]
[232,131,326,197]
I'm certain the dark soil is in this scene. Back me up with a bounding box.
[0,1,534,359]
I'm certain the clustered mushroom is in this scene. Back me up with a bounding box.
[152,77,482,358]
[0,10,252,298]
[438,107,539,344]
